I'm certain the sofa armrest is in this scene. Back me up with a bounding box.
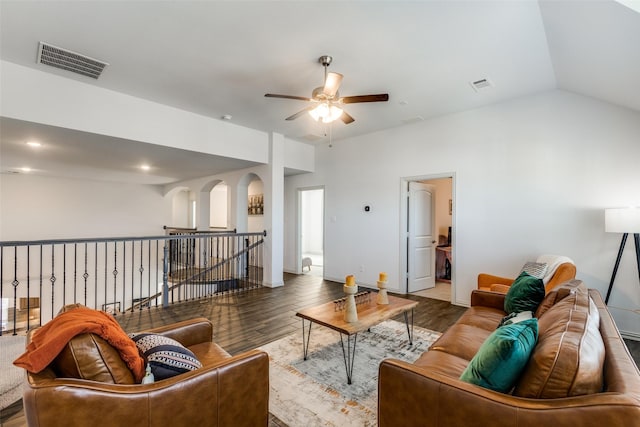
[477,273,513,289]
[545,262,577,291]
[24,349,269,427]
[470,290,505,310]
[144,317,213,347]
[378,358,640,427]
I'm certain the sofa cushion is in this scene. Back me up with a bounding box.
[130,333,202,380]
[53,333,135,384]
[534,279,586,318]
[504,272,545,314]
[454,305,506,332]
[514,291,605,398]
[460,318,538,392]
[414,349,470,378]
[430,323,494,361]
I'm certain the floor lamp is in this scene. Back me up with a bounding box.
[604,207,640,304]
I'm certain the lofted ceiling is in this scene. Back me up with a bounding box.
[1,0,639,184]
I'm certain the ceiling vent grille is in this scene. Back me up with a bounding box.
[37,42,109,79]
[470,78,493,92]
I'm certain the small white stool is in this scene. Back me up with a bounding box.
[302,257,312,272]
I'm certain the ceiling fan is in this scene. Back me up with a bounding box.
[265,55,389,125]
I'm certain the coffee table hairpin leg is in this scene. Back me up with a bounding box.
[301,318,312,360]
[339,333,358,385]
[404,309,414,345]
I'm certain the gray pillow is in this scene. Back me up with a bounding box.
[520,262,548,279]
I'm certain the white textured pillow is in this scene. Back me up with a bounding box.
[520,262,548,279]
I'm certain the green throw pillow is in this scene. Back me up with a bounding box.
[460,318,538,392]
[504,271,545,314]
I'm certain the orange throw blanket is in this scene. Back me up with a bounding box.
[14,306,144,382]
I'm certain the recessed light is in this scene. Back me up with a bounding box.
[20,167,32,172]
[26,141,41,148]
[140,164,151,171]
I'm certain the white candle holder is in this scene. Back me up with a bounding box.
[343,284,358,322]
[376,280,389,305]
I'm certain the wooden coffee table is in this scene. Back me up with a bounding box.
[295,293,418,384]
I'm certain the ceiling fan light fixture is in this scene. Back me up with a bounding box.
[309,102,343,123]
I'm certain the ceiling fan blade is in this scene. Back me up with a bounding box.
[285,106,314,121]
[323,72,343,97]
[341,94,389,104]
[340,110,355,124]
[265,94,312,101]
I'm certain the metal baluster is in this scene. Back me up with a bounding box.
[162,243,169,308]
[113,242,118,315]
[104,242,107,312]
[73,243,77,304]
[94,243,98,310]
[50,245,56,324]
[12,247,19,335]
[122,242,126,314]
[138,240,144,311]
[131,240,135,312]
[63,244,67,306]
[147,240,151,309]
[83,243,89,307]
[26,246,31,331]
[39,245,43,327]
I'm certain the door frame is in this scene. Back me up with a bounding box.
[399,173,456,300]
[296,186,325,275]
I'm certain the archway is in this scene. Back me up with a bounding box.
[237,172,264,233]
[202,179,228,230]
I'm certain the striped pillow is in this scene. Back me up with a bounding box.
[129,333,202,381]
[520,262,548,279]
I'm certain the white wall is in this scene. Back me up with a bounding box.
[171,189,190,228]
[209,184,228,229]
[0,173,172,240]
[283,90,640,338]
[0,61,269,163]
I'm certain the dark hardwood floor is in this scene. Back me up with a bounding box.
[3,273,639,427]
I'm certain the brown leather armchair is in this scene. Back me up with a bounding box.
[22,318,269,427]
[478,258,576,294]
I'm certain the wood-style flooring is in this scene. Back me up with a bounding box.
[3,273,639,427]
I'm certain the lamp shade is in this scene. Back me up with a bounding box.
[605,208,640,233]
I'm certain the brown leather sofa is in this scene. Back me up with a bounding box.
[378,281,640,427]
[22,317,269,427]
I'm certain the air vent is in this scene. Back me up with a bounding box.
[37,42,109,79]
[470,78,493,92]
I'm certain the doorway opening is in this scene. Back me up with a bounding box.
[401,174,454,302]
[298,187,324,277]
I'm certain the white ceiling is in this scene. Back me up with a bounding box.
[1,1,639,184]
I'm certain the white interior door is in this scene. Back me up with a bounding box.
[408,182,435,292]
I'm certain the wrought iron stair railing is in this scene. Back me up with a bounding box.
[0,230,265,336]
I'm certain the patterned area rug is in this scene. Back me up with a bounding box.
[0,334,26,410]
[259,319,440,427]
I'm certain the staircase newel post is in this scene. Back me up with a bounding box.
[162,243,169,308]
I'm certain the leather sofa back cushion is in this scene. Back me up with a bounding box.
[514,291,604,398]
[534,279,586,318]
[53,333,135,384]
